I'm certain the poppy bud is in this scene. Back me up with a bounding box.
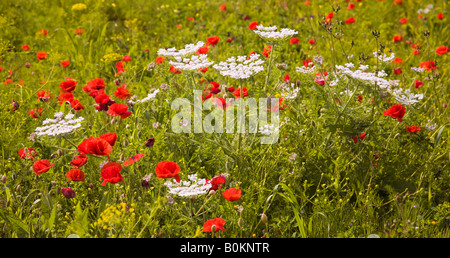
[16,184,21,192]
[57,149,63,156]
[261,214,268,224]
[123,139,129,146]
[211,224,217,232]
[24,62,31,68]
[443,103,448,108]
[1,175,6,184]
[89,183,94,189]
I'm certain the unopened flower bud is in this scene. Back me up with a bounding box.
[1,175,6,184]
[211,224,217,232]
[261,213,268,224]
[443,103,448,108]
[24,62,31,68]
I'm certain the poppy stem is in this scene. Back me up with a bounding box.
[384,121,400,149]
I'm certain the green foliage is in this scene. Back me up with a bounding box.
[0,0,449,238]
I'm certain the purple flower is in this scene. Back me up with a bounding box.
[61,187,75,198]
[145,138,155,147]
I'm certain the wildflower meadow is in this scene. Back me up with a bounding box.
[0,0,449,246]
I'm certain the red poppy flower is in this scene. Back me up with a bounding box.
[58,92,74,105]
[314,78,326,86]
[436,46,448,55]
[248,21,258,30]
[18,147,37,160]
[226,38,234,43]
[345,17,355,24]
[219,4,226,11]
[222,188,242,202]
[94,93,111,106]
[283,74,290,82]
[70,153,87,167]
[122,55,131,62]
[196,46,209,55]
[59,78,77,92]
[37,52,47,60]
[437,13,444,20]
[38,29,48,36]
[419,60,436,71]
[21,45,30,51]
[155,161,181,183]
[32,159,54,175]
[28,107,43,118]
[232,87,248,99]
[77,136,113,158]
[70,99,84,110]
[268,98,286,112]
[406,125,420,133]
[82,78,105,93]
[393,67,402,74]
[114,84,132,99]
[261,45,272,58]
[206,36,220,47]
[156,56,165,64]
[412,49,420,55]
[290,37,300,45]
[61,187,75,198]
[169,65,181,74]
[347,3,355,9]
[394,0,402,5]
[303,59,314,68]
[202,218,226,232]
[66,168,85,182]
[115,61,125,76]
[107,103,132,119]
[213,97,231,110]
[123,154,145,166]
[61,60,70,67]
[99,132,117,147]
[383,104,406,122]
[99,162,124,186]
[392,57,403,65]
[37,90,51,102]
[208,174,226,191]
[360,132,367,141]
[76,28,84,35]
[399,18,407,24]
[414,80,424,89]
[308,39,316,45]
[209,81,221,94]
[393,35,403,42]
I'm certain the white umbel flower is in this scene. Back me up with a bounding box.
[164,174,212,197]
[391,88,424,106]
[334,64,398,89]
[213,53,265,79]
[157,41,205,58]
[253,24,298,41]
[135,89,160,103]
[373,51,395,63]
[168,54,214,71]
[35,112,84,136]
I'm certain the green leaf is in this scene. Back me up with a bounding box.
[0,209,29,238]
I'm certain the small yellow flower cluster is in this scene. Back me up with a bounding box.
[101,53,123,63]
[94,202,135,230]
[71,3,87,11]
